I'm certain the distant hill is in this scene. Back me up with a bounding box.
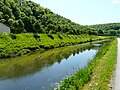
[89,23,120,36]
[90,23,120,30]
[0,0,94,34]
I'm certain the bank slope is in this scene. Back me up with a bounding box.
[0,33,105,58]
[59,39,117,90]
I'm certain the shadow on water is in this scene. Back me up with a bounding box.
[0,40,109,90]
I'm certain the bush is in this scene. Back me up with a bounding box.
[58,35,63,39]
[48,34,54,39]
[10,33,16,39]
[33,34,41,41]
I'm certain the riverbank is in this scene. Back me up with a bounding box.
[0,33,107,58]
[0,39,103,90]
[0,43,93,79]
[59,39,117,90]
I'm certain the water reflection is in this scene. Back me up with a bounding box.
[0,43,101,90]
[0,44,93,79]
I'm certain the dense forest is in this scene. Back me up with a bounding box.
[89,23,120,36]
[0,0,96,35]
[0,0,120,36]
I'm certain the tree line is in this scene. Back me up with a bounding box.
[0,0,95,35]
[89,23,120,36]
[0,0,120,36]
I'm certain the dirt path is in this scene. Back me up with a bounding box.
[114,38,120,90]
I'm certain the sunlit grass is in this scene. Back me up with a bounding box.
[0,33,106,58]
[59,39,117,90]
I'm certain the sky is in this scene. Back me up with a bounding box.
[31,0,120,25]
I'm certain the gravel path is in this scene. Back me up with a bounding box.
[114,38,120,90]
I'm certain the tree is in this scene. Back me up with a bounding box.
[18,19,24,33]
[109,30,116,36]
[98,30,104,35]
[0,19,6,23]
[33,20,42,33]
[0,12,3,19]
[11,20,24,33]
[8,18,14,26]
[12,6,21,19]
[2,6,13,18]
[4,0,6,4]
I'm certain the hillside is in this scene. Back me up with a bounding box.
[89,23,120,36]
[0,0,95,35]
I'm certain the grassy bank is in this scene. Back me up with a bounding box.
[59,39,117,90]
[0,33,106,58]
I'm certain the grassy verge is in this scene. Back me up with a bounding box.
[0,33,107,58]
[59,39,117,90]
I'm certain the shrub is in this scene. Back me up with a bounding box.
[48,34,54,39]
[10,33,16,39]
[58,35,63,39]
[33,34,41,41]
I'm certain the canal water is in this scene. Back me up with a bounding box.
[0,43,101,90]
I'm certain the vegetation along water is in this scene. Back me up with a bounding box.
[0,40,109,90]
[0,0,119,90]
[0,33,107,58]
[59,39,117,90]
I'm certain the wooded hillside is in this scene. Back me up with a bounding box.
[0,0,95,34]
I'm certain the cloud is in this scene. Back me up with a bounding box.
[112,0,120,3]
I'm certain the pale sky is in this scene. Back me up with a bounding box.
[31,0,120,25]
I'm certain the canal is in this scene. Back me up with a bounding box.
[0,42,103,90]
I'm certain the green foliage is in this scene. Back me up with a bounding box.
[0,0,97,35]
[0,33,105,58]
[10,33,16,39]
[58,35,63,39]
[59,39,116,90]
[48,34,54,39]
[2,0,119,36]
[90,23,120,36]
[82,39,117,90]
[33,33,41,41]
[33,20,42,33]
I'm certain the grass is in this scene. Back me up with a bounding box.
[0,32,107,58]
[59,39,117,90]
[82,39,117,90]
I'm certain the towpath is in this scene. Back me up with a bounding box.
[114,38,120,90]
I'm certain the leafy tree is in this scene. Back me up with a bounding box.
[0,19,6,23]
[0,0,108,35]
[4,0,6,4]
[12,6,21,19]
[2,6,12,17]
[108,30,116,36]
[0,12,3,19]
[33,20,42,33]
[8,18,14,26]
[98,30,104,35]
[18,19,24,32]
